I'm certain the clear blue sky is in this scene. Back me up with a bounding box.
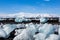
[0,0,60,14]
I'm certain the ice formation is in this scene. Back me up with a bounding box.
[15,29,24,36]
[58,27,60,35]
[38,23,55,36]
[33,33,46,40]
[15,17,24,22]
[16,24,25,28]
[13,23,37,40]
[46,34,60,40]
[40,17,48,23]
[0,24,16,38]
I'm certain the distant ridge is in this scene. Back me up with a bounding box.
[0,12,59,18]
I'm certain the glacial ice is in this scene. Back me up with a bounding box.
[13,23,37,40]
[15,29,24,36]
[16,24,25,28]
[38,23,55,36]
[40,17,47,23]
[0,24,17,38]
[15,18,23,22]
[46,34,59,40]
[58,27,60,35]
[0,29,7,38]
[33,33,46,40]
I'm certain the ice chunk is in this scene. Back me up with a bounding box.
[33,33,46,40]
[58,27,60,35]
[13,24,36,40]
[38,23,49,33]
[3,24,16,35]
[15,18,23,22]
[15,17,30,22]
[53,25,59,32]
[13,29,34,40]
[0,29,7,38]
[26,23,37,35]
[43,24,55,35]
[15,29,24,36]
[46,34,59,40]
[2,24,17,38]
[0,23,3,29]
[40,17,47,23]
[16,24,25,28]
[33,23,44,32]
[39,24,55,36]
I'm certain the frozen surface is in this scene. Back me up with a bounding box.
[0,24,17,38]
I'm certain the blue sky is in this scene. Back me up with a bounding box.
[0,0,60,14]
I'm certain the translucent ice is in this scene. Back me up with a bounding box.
[46,34,59,40]
[13,23,37,40]
[40,17,48,23]
[3,24,16,35]
[33,33,46,40]
[15,29,24,36]
[16,24,25,28]
[15,18,23,22]
[0,29,7,38]
[39,23,55,36]
[0,24,17,38]
[38,23,49,33]
[58,27,60,35]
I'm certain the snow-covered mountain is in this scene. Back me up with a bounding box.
[0,12,59,18]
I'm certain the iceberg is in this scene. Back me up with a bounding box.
[40,17,48,23]
[15,29,24,36]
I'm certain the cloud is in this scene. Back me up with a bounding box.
[44,0,51,1]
